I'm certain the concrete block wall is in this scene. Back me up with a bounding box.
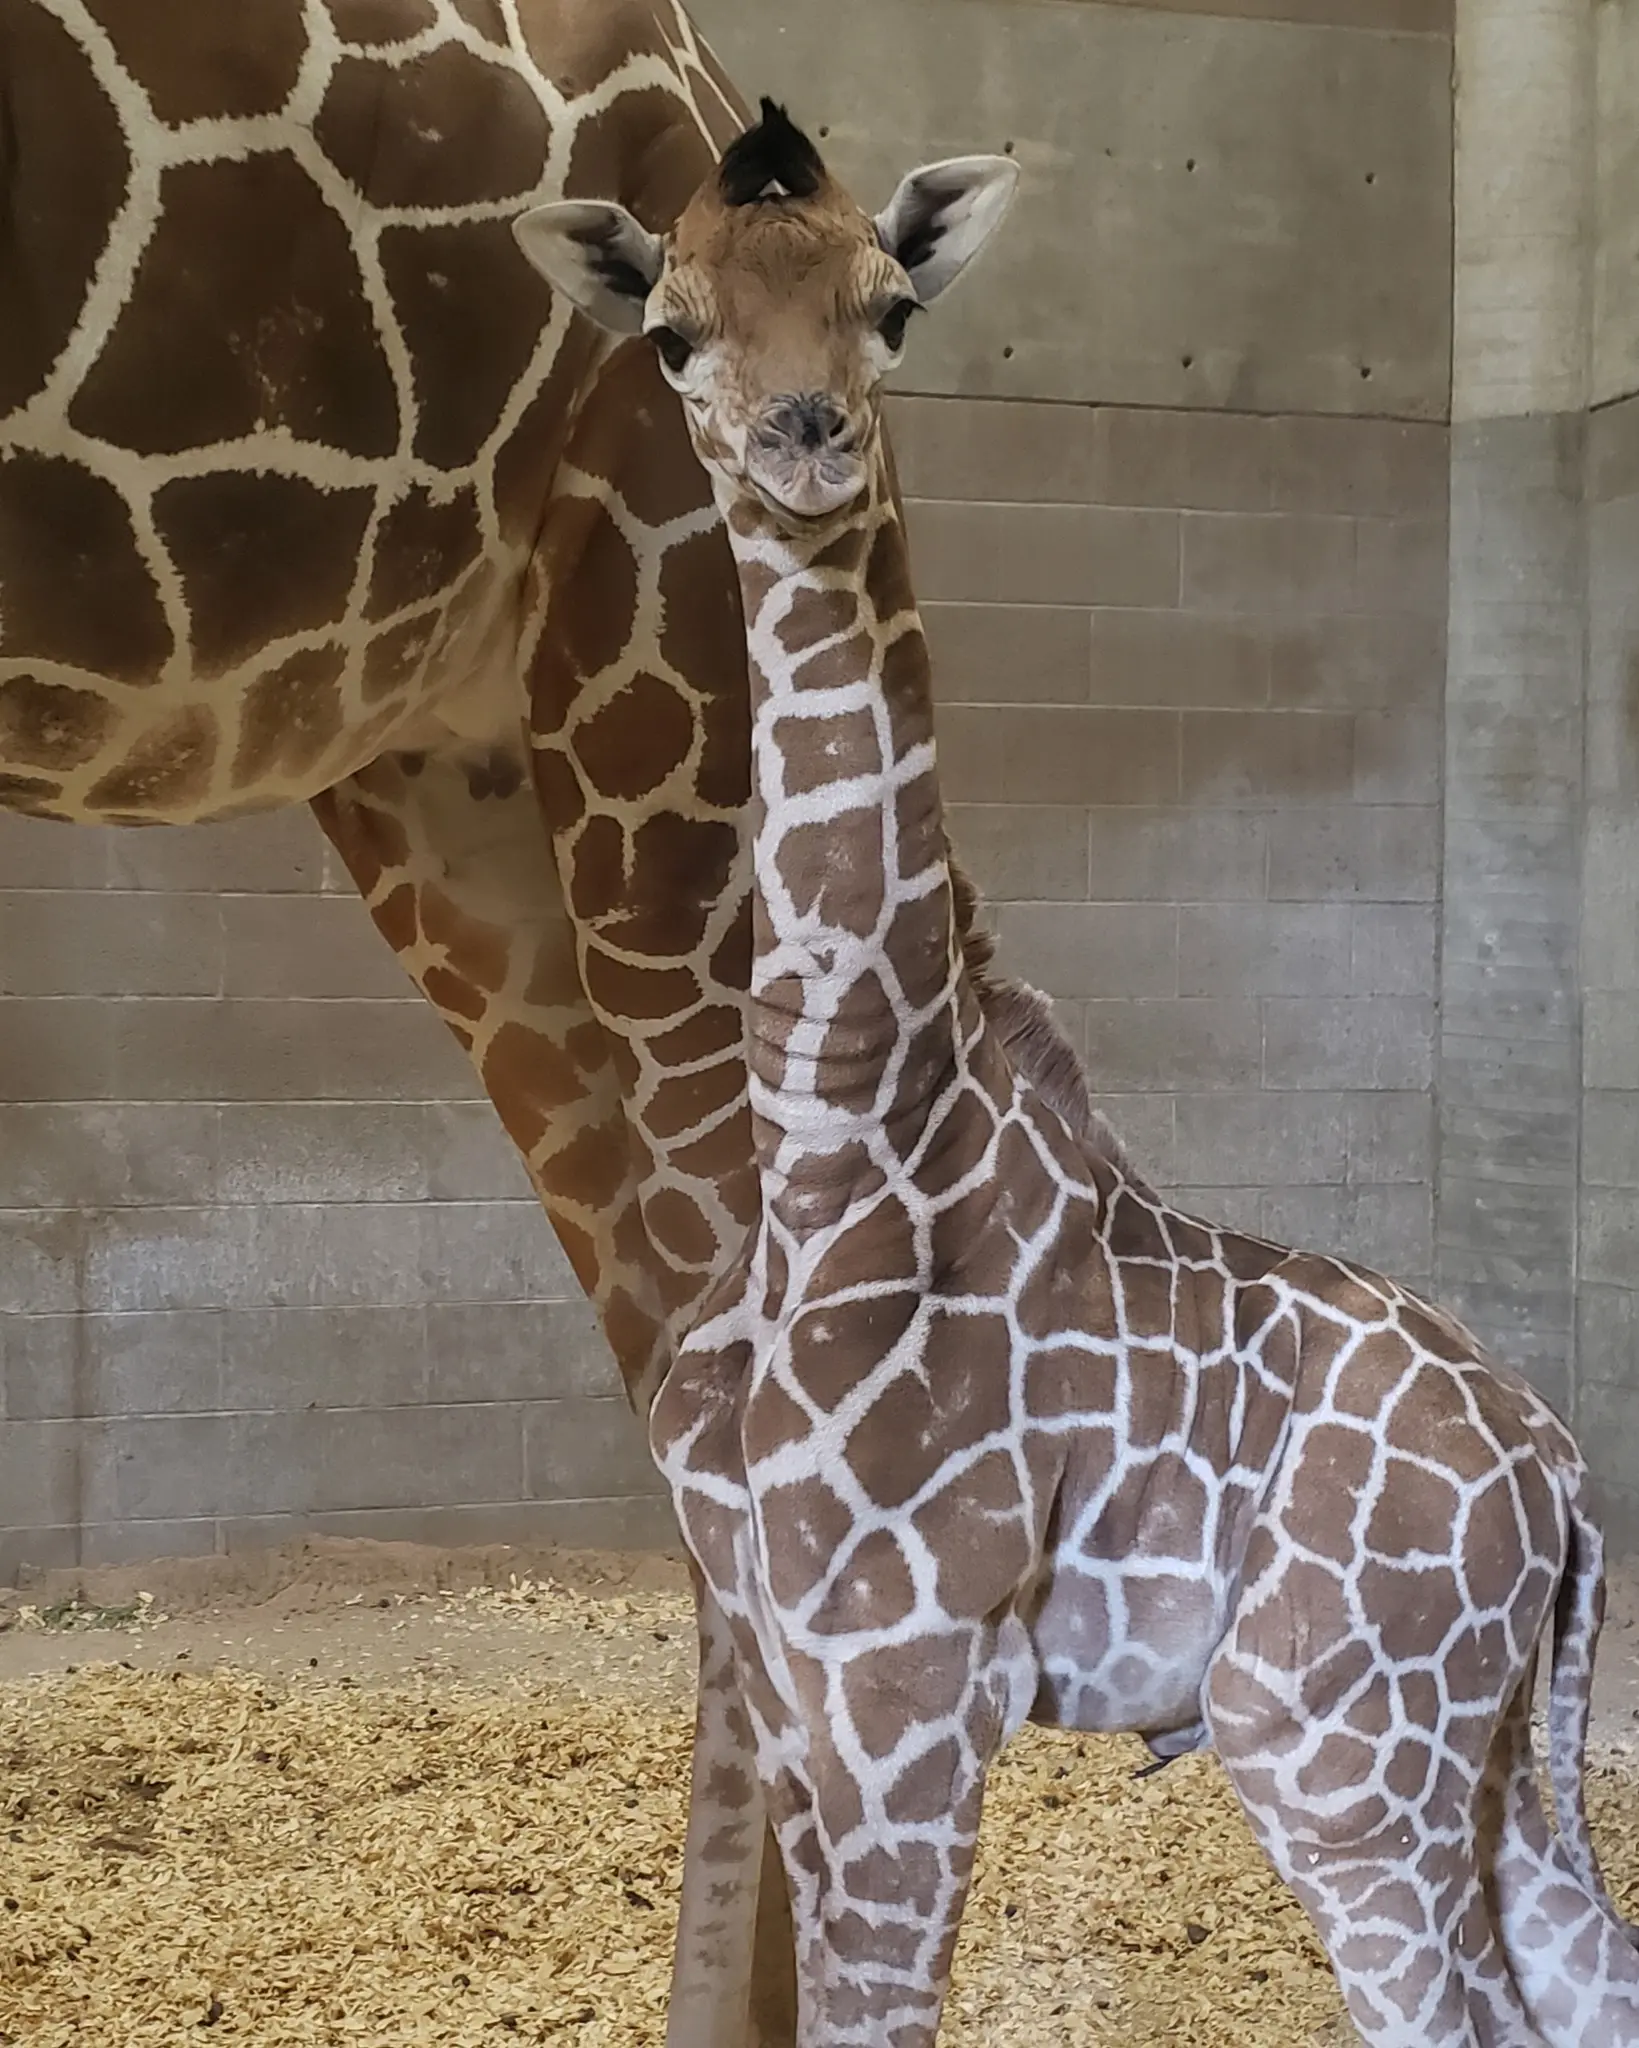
[1581,393,1639,1534]
[0,808,668,1577]
[2,0,1459,1572]
[893,397,1446,1279]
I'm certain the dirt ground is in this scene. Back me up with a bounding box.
[5,1536,1639,2048]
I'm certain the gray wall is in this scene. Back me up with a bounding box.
[3,0,1458,1573]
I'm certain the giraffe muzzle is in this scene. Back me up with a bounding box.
[747,395,868,521]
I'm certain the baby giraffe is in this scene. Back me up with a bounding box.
[518,105,1639,2048]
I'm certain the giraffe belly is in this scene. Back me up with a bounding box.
[1025,1557,1224,1745]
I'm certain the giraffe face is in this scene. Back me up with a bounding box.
[514,101,1018,525]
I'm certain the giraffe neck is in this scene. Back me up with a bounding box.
[719,454,970,1223]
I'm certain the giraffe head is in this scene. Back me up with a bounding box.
[514,100,1017,523]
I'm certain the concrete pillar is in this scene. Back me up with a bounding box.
[1438,0,1593,1414]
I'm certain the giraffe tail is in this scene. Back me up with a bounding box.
[1544,1483,1630,1930]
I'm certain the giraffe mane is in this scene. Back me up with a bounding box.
[947,852,1134,1175]
[718,98,826,207]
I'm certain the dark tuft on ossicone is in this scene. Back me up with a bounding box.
[718,97,826,207]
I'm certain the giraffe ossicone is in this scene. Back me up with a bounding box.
[522,104,1639,2048]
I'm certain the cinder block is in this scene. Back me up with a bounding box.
[1577,1283,1639,1389]
[1569,1385,1639,1505]
[0,1526,80,1581]
[0,1419,83,1527]
[994,902,1178,1000]
[889,395,1100,503]
[1086,807,1268,902]
[1352,712,1442,804]
[1342,1184,1434,1280]
[938,706,1180,806]
[1181,709,1354,806]
[81,1518,218,1567]
[0,813,110,889]
[1579,1189,1639,1290]
[1269,615,1445,712]
[1173,1186,1265,1236]
[945,805,1089,904]
[1346,1092,1435,1185]
[923,603,1090,704]
[289,1496,678,1551]
[108,998,479,1102]
[1581,1093,1639,1190]
[1263,997,1434,1091]
[0,998,117,1101]
[221,893,410,1000]
[0,891,224,997]
[425,1299,616,1404]
[0,1104,222,1208]
[1175,1090,1349,1188]
[1588,393,1639,505]
[1266,807,1438,902]
[1180,513,1355,615]
[1350,905,1438,997]
[225,1305,429,1412]
[106,810,326,893]
[0,1211,87,1315]
[907,501,1180,608]
[78,1413,238,1523]
[214,1103,528,1205]
[1256,1186,1349,1256]
[1092,408,1272,513]
[1573,999,1639,1097]
[1091,1093,1176,1185]
[1266,416,1449,519]
[1090,611,1269,709]
[418,1199,578,1303]
[7,1311,225,1419]
[524,1396,664,1502]
[1581,814,1639,992]
[1440,1099,1575,1189]
[1356,518,1450,619]
[1084,998,1261,1092]
[313,1404,530,1513]
[1440,1180,1576,1295]
[1177,902,1352,998]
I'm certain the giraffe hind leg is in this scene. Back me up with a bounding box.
[1204,1652,1543,2045]
[1482,1679,1639,2046]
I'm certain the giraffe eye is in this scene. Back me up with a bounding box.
[651,326,694,374]
[877,298,919,352]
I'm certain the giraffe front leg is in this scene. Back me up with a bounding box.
[764,1625,1032,2048]
[313,740,672,1400]
[667,1577,797,2048]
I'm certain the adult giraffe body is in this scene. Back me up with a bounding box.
[2,0,796,2037]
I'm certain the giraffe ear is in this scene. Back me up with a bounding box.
[874,156,1019,306]
[512,200,664,335]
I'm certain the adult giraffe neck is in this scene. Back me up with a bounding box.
[714,450,970,1224]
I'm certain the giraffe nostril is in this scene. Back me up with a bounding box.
[766,393,850,454]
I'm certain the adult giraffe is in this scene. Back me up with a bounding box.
[0,0,803,2035]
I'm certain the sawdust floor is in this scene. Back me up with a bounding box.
[5,1538,1639,2048]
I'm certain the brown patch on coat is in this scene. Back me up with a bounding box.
[86,0,306,122]
[380,218,553,471]
[155,473,371,674]
[0,3,130,417]
[74,155,398,460]
[85,705,217,812]
[0,677,115,772]
[0,455,174,682]
[534,498,640,689]
[367,487,483,620]
[316,45,547,208]
[574,672,694,800]
[231,644,349,788]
